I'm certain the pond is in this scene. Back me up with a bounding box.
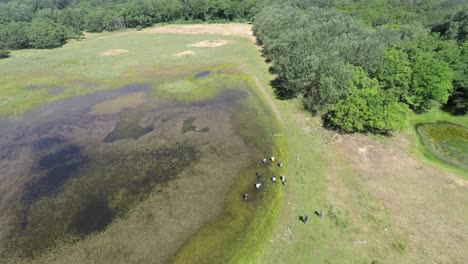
[416,122,468,170]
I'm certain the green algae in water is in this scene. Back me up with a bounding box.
[104,107,154,143]
[12,144,199,257]
[416,122,468,170]
[181,117,209,133]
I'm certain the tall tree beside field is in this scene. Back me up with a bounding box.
[406,47,454,110]
[377,47,412,101]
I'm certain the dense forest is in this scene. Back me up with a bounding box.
[0,0,268,50]
[254,0,468,132]
[0,0,467,132]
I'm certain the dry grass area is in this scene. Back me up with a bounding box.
[172,50,195,57]
[188,40,231,48]
[145,24,255,41]
[101,49,129,56]
[333,133,468,263]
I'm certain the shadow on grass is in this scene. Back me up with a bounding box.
[321,112,393,137]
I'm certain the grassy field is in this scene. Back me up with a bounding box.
[1,24,467,264]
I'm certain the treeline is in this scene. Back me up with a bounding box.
[0,0,267,50]
[253,0,468,133]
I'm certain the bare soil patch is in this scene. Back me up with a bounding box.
[101,49,129,56]
[145,24,255,41]
[188,40,231,48]
[333,133,468,263]
[173,50,195,57]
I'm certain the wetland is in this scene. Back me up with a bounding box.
[0,70,280,263]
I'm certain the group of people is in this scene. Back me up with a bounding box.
[243,156,286,201]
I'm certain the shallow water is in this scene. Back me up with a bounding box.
[194,70,211,79]
[0,74,268,263]
[416,122,468,169]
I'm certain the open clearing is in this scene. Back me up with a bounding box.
[188,40,231,48]
[1,24,467,264]
[145,23,255,41]
[101,49,129,56]
[172,50,195,57]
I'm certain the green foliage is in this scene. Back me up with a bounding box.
[329,88,407,133]
[27,18,67,48]
[435,8,468,43]
[406,46,454,110]
[253,4,384,111]
[0,22,30,49]
[0,49,10,59]
[377,47,412,100]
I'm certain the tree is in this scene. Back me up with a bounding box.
[406,47,454,110]
[328,88,407,133]
[27,18,67,48]
[121,1,153,28]
[377,47,412,100]
[444,41,468,115]
[0,22,30,49]
[435,8,468,43]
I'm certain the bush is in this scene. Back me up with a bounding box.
[0,49,10,59]
[328,88,407,133]
[27,18,67,48]
[0,22,30,49]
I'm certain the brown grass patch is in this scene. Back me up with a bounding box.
[101,49,129,56]
[145,24,254,41]
[188,40,230,48]
[173,50,196,57]
[333,133,468,263]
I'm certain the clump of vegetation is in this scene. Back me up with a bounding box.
[328,88,407,133]
[0,49,9,59]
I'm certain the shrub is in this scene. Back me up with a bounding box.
[328,88,407,133]
[0,49,10,59]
